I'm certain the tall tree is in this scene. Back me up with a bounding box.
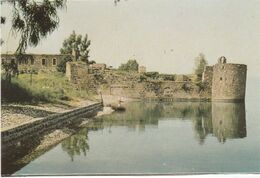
[60,31,91,63]
[194,53,208,80]
[2,0,66,54]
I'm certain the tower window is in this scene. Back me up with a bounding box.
[220,77,222,81]
[42,58,46,66]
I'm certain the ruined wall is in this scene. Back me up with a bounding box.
[66,62,89,83]
[138,66,146,73]
[103,80,211,100]
[1,54,72,72]
[212,63,247,101]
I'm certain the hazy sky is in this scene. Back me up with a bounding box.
[1,0,260,76]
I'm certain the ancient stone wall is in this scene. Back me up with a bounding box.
[101,80,211,100]
[138,66,146,73]
[1,102,103,148]
[65,58,248,101]
[212,63,247,101]
[1,54,72,72]
[66,62,89,83]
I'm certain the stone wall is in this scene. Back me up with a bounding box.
[66,62,89,83]
[1,54,72,72]
[1,102,103,148]
[212,63,247,101]
[102,80,211,100]
[64,59,247,101]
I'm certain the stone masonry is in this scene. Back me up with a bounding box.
[211,58,247,101]
[1,53,73,73]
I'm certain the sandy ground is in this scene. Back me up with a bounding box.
[1,94,131,129]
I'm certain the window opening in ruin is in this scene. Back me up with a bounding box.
[42,59,46,66]
[52,58,57,66]
[25,58,28,64]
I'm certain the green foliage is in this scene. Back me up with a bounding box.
[5,0,66,53]
[194,53,208,81]
[1,72,93,103]
[1,60,18,82]
[118,59,139,71]
[139,74,147,82]
[60,31,91,63]
[144,72,159,79]
[56,55,73,73]
[159,74,176,81]
[61,128,89,161]
[182,83,191,93]
[196,81,207,92]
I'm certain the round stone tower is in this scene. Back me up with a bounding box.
[212,57,247,102]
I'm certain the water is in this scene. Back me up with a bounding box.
[3,77,260,175]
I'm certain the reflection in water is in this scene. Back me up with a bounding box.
[2,101,248,175]
[84,101,246,145]
[61,128,89,161]
[212,102,246,143]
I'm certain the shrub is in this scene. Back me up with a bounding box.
[56,56,73,73]
[144,72,159,79]
[159,74,176,81]
[118,59,139,71]
[196,81,207,92]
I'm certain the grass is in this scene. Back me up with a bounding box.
[1,71,96,104]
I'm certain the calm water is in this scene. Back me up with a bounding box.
[3,77,260,175]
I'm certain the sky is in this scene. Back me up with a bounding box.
[1,0,260,76]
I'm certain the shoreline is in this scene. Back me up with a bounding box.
[1,95,130,169]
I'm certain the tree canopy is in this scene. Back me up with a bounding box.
[2,0,67,54]
[118,59,139,71]
[60,31,91,63]
[194,53,208,79]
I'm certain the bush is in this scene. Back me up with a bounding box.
[159,74,176,81]
[118,59,139,71]
[56,56,73,73]
[144,72,159,79]
[196,81,207,92]
[182,83,191,92]
[138,74,147,82]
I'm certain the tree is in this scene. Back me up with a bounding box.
[56,55,73,73]
[194,53,208,80]
[60,31,91,63]
[1,0,66,54]
[1,60,18,83]
[118,59,139,71]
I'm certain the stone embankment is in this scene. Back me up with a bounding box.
[1,102,103,148]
